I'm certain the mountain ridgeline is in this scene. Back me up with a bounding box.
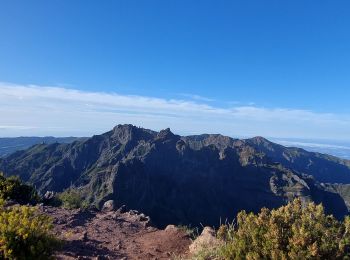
[1,124,350,227]
[0,136,80,157]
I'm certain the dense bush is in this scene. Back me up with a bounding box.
[0,199,60,259]
[58,188,87,209]
[0,172,39,204]
[199,199,350,260]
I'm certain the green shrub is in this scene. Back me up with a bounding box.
[0,173,39,204]
[58,188,87,209]
[0,199,60,259]
[177,225,200,240]
[198,199,350,260]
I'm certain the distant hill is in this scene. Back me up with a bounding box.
[245,136,350,183]
[273,139,350,160]
[0,125,350,227]
[0,137,80,157]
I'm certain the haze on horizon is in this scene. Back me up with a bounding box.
[0,1,349,142]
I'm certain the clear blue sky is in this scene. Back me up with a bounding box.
[0,1,349,140]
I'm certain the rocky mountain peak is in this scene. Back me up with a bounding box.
[249,136,272,145]
[111,124,136,143]
[111,124,155,144]
[156,128,176,140]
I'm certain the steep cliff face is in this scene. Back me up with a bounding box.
[0,124,349,227]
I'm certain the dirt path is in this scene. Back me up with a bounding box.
[42,207,191,259]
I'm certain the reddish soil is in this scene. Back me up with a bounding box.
[41,207,191,259]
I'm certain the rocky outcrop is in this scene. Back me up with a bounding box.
[43,206,190,259]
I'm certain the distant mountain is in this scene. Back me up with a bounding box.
[0,125,349,227]
[0,137,81,157]
[246,137,350,183]
[273,139,350,160]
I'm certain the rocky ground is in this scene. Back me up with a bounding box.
[41,206,192,260]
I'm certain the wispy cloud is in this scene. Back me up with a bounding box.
[0,125,39,130]
[178,93,215,102]
[0,82,349,140]
[274,140,350,150]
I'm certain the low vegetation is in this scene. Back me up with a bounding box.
[196,199,350,259]
[0,173,60,259]
[177,225,200,240]
[0,199,60,259]
[3,170,350,259]
[0,173,39,204]
[58,187,88,209]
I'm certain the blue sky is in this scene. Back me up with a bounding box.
[0,1,349,140]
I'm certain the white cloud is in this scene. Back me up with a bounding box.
[178,93,215,102]
[274,140,350,150]
[0,82,349,140]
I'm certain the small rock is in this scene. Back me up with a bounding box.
[139,213,148,221]
[138,214,152,227]
[165,225,178,232]
[38,203,44,210]
[102,200,115,211]
[129,209,139,215]
[201,226,216,236]
[43,191,55,200]
[79,231,88,241]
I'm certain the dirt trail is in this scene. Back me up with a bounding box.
[41,207,191,260]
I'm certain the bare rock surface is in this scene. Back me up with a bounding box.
[41,206,191,260]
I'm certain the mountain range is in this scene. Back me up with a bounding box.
[1,124,350,227]
[0,136,80,157]
[273,138,350,160]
